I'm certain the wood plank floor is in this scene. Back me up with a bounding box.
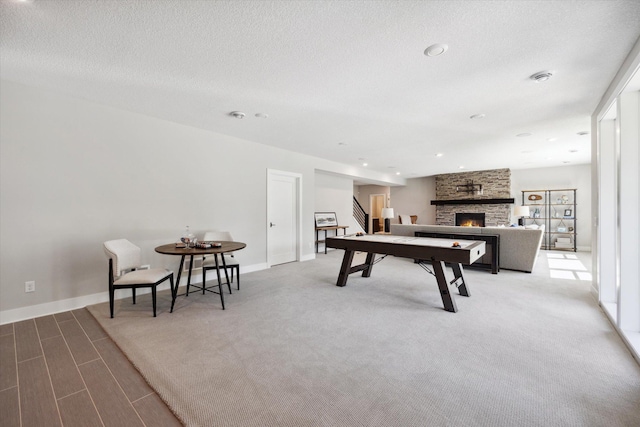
[0,309,182,427]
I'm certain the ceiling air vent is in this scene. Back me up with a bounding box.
[530,71,553,82]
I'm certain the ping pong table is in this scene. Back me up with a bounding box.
[325,234,486,312]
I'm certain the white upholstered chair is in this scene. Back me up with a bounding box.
[103,239,174,318]
[202,231,240,294]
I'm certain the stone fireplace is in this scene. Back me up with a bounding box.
[432,168,514,226]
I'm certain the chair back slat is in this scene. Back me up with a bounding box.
[104,239,141,277]
[203,231,233,241]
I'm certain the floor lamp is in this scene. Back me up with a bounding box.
[381,207,394,233]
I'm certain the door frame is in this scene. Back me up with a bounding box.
[266,169,302,267]
[369,193,386,233]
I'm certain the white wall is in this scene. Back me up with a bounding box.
[354,184,390,231]
[511,164,591,250]
[314,172,357,251]
[0,80,399,321]
[390,176,436,225]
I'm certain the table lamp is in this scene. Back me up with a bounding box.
[514,205,530,226]
[381,207,394,233]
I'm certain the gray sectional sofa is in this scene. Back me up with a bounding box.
[390,224,545,273]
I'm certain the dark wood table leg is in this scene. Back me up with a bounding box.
[169,275,176,313]
[432,259,458,313]
[213,254,225,310]
[324,229,328,254]
[336,250,355,287]
[361,252,375,277]
[220,254,232,294]
[450,263,470,297]
[185,255,194,296]
[171,255,186,311]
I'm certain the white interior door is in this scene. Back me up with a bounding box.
[267,170,300,266]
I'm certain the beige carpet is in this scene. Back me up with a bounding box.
[87,250,640,427]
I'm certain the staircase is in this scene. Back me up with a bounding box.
[353,197,369,233]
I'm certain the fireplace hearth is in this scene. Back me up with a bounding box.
[456,213,485,227]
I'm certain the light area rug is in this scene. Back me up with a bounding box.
[87,251,640,427]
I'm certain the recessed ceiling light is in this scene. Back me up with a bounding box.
[255,113,269,118]
[577,131,590,136]
[229,111,245,119]
[435,153,443,157]
[362,163,368,167]
[396,172,401,176]
[338,142,347,146]
[517,133,532,137]
[459,166,465,169]
[530,71,553,82]
[470,114,485,119]
[569,149,578,153]
[563,161,571,164]
[547,138,557,142]
[424,43,448,57]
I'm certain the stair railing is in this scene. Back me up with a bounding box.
[353,196,369,233]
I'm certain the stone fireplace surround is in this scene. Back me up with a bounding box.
[433,168,513,226]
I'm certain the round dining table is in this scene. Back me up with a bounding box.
[155,241,246,310]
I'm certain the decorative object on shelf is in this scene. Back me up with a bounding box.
[455,180,483,195]
[555,237,573,249]
[513,205,530,226]
[561,195,569,204]
[533,208,540,218]
[314,212,338,227]
[568,226,574,232]
[557,226,567,232]
[528,194,542,201]
[564,209,572,217]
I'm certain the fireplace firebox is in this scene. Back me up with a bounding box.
[455,213,485,227]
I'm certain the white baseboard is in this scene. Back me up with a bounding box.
[301,253,316,262]
[0,261,269,325]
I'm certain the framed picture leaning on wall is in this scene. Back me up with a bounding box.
[315,212,338,227]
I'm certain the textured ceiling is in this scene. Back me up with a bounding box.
[2,0,640,180]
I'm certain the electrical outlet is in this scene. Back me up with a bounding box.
[25,281,35,293]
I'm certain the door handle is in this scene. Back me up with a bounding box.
[270,222,276,227]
